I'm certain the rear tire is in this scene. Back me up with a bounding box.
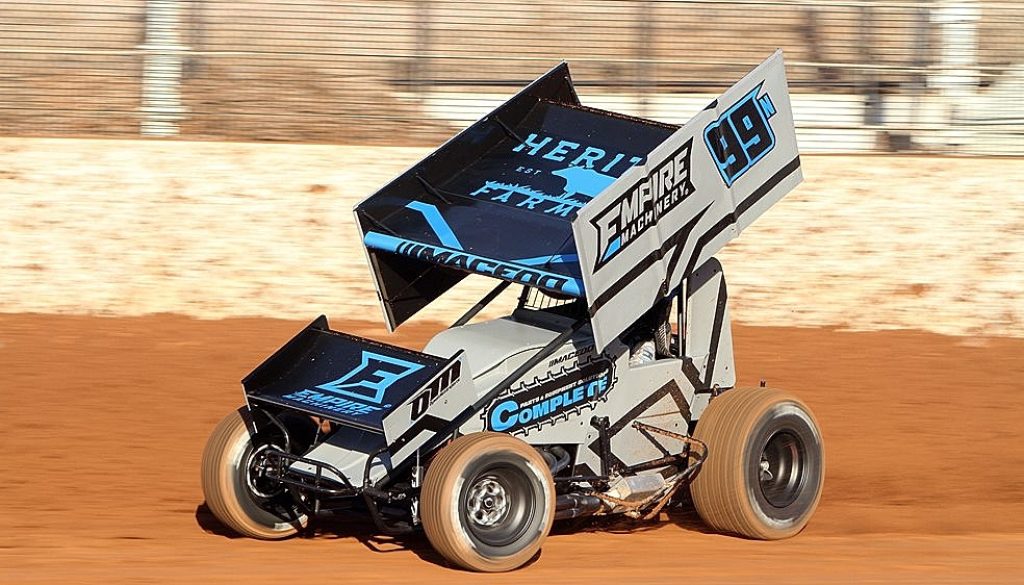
[200,407,308,539]
[420,432,555,572]
[691,388,824,539]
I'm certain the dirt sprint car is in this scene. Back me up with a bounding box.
[201,51,823,572]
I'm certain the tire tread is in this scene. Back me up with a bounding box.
[691,388,823,540]
[200,407,306,539]
[420,432,555,572]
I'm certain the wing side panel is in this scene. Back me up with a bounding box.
[573,51,802,350]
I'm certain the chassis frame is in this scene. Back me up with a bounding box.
[245,282,712,534]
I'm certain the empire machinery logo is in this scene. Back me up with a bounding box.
[590,138,695,269]
[281,351,425,418]
[485,357,615,435]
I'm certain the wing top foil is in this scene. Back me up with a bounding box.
[356,65,675,328]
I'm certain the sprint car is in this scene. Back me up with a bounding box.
[201,51,823,572]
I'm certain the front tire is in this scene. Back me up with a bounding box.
[691,388,824,539]
[420,432,555,572]
[200,407,308,539]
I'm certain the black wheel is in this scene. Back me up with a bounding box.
[420,432,555,572]
[200,407,308,539]
[690,388,824,539]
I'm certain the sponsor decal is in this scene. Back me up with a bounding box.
[548,345,594,368]
[279,389,385,417]
[282,351,425,418]
[704,83,777,187]
[410,359,462,421]
[468,133,645,218]
[392,238,582,296]
[590,138,695,269]
[469,180,587,218]
[485,357,615,435]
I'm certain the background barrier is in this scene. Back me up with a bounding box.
[2,0,1022,153]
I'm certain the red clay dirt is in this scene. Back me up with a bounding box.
[1,314,1022,583]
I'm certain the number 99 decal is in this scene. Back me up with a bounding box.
[703,83,777,187]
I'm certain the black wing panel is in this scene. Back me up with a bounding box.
[243,316,447,433]
[356,64,676,329]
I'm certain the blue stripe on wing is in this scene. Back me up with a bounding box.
[406,201,464,251]
[363,231,584,298]
[511,254,580,266]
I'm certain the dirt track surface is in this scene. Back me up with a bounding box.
[2,314,1023,583]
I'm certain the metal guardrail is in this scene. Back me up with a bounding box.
[0,0,1021,154]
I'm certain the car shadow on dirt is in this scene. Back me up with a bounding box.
[194,503,243,539]
[194,502,548,569]
[194,503,454,565]
[549,502,715,537]
[662,505,717,535]
[195,499,712,570]
[196,499,716,541]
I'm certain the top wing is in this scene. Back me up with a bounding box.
[355,64,675,330]
[572,51,802,351]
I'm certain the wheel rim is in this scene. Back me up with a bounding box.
[244,442,287,500]
[758,430,805,508]
[467,477,510,527]
[462,464,535,548]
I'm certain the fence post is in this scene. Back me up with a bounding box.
[634,1,654,118]
[415,0,433,102]
[858,3,884,137]
[930,0,981,151]
[909,4,931,150]
[139,0,188,137]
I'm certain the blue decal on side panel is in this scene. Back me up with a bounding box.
[511,133,642,177]
[703,83,777,187]
[470,181,586,218]
[465,131,645,219]
[511,253,579,266]
[364,232,584,297]
[279,351,425,418]
[589,138,695,269]
[551,166,616,198]
[485,357,615,435]
[315,351,425,404]
[279,389,384,417]
[600,237,621,262]
[406,201,464,250]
